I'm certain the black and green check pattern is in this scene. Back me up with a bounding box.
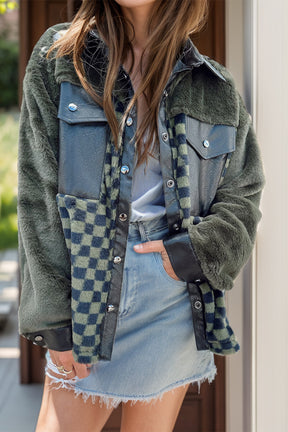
[167,113,239,355]
[57,132,123,363]
[57,108,239,362]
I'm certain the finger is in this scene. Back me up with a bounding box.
[133,240,164,254]
[160,252,181,281]
[73,362,91,379]
[48,349,76,380]
[47,360,76,380]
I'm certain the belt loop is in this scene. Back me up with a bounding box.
[138,222,147,241]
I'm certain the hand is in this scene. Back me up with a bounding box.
[133,240,180,281]
[48,349,91,380]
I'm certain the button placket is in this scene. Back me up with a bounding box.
[157,103,182,236]
[100,86,137,360]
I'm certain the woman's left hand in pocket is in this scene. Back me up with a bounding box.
[133,240,181,281]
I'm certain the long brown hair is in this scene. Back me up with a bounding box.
[49,0,208,165]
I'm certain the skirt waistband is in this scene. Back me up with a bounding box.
[128,215,168,238]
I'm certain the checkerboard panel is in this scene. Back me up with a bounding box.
[198,282,240,354]
[167,114,240,355]
[56,133,122,362]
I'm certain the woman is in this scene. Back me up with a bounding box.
[17,0,265,431]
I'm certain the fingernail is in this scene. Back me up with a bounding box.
[134,244,142,250]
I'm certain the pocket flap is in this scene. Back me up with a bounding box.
[57,82,107,124]
[186,116,236,159]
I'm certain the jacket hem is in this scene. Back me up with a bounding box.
[22,324,72,351]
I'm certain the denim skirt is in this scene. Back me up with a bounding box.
[46,215,216,408]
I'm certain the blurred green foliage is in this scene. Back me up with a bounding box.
[0,37,19,108]
[0,111,18,250]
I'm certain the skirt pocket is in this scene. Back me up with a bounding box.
[153,251,187,286]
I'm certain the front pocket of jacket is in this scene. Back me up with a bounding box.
[185,116,236,215]
[57,82,108,200]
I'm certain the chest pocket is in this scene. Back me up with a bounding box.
[57,82,108,200]
[186,116,236,216]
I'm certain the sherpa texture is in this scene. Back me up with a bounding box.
[18,23,265,361]
[166,60,264,291]
[17,25,73,335]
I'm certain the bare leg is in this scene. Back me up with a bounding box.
[120,384,189,432]
[35,376,114,432]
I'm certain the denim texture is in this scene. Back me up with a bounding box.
[46,216,216,407]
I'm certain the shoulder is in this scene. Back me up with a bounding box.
[25,23,71,74]
[170,56,242,127]
[202,56,238,89]
[24,22,80,96]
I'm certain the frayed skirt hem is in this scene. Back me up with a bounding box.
[45,366,217,409]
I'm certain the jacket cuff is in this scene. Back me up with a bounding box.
[163,231,206,282]
[22,324,73,351]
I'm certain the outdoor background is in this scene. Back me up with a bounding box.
[0,3,43,432]
[0,1,18,252]
[0,1,287,431]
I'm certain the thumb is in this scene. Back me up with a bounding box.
[133,240,164,254]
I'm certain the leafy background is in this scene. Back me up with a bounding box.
[0,1,18,15]
[0,2,19,250]
[0,112,18,250]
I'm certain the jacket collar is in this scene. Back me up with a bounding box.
[83,30,226,85]
[177,38,226,82]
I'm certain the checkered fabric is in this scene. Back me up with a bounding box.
[56,106,238,362]
[200,282,240,354]
[56,133,123,363]
[167,113,240,355]
[167,113,192,228]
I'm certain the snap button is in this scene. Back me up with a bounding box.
[163,90,168,98]
[68,103,78,112]
[167,179,175,188]
[173,223,180,231]
[203,139,210,148]
[119,213,128,222]
[34,335,43,342]
[107,305,115,312]
[113,256,122,264]
[194,300,202,310]
[162,132,169,142]
[126,117,133,127]
[121,165,130,175]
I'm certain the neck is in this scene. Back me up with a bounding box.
[121,3,155,52]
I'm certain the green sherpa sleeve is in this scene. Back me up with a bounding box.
[164,95,265,291]
[17,25,73,349]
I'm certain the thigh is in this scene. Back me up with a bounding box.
[36,376,114,432]
[120,384,189,432]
